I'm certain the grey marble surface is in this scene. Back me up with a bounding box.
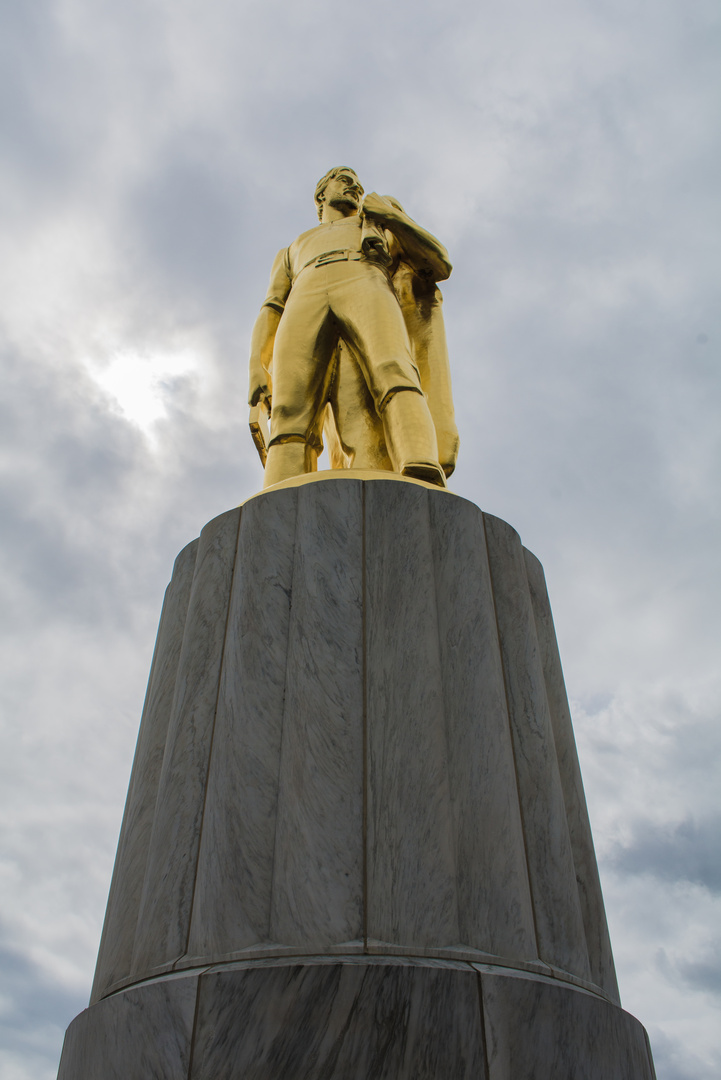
[269,481,365,946]
[90,479,618,1006]
[186,490,299,957]
[484,512,591,981]
[91,538,198,1002]
[428,494,537,959]
[364,482,459,947]
[190,961,485,1080]
[60,960,655,1079]
[523,548,620,1002]
[132,508,241,974]
[481,969,655,1079]
[58,974,197,1080]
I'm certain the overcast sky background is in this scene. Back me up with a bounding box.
[0,0,719,1076]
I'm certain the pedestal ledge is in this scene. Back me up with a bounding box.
[60,957,655,1079]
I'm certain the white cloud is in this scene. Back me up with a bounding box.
[82,346,200,435]
[1,0,719,1075]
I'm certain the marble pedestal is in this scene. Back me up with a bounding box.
[58,475,655,1078]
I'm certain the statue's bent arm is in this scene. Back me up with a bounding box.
[362,193,452,282]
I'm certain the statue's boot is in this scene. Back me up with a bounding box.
[381,389,447,488]
[263,440,317,488]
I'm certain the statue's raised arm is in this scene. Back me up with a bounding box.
[248,166,459,488]
[360,191,452,282]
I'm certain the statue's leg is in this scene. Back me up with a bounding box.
[264,282,336,487]
[380,389,446,488]
[331,265,445,486]
[263,439,318,489]
[327,341,393,471]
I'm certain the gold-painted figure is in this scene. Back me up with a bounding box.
[248,167,459,488]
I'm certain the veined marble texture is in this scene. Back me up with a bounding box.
[58,974,198,1079]
[55,477,661,1079]
[132,507,242,975]
[91,538,199,1000]
[523,548,618,998]
[89,477,620,1006]
[59,959,655,1079]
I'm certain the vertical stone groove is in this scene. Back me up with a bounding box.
[481,512,542,961]
[267,492,300,939]
[131,508,242,974]
[91,538,199,1000]
[523,548,619,1000]
[476,970,491,1080]
[185,973,203,1080]
[427,490,462,945]
[483,513,590,978]
[183,508,243,957]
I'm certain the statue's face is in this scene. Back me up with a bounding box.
[322,170,362,213]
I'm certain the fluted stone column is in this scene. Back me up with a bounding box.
[58,475,655,1078]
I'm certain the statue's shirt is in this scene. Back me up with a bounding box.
[262,216,392,314]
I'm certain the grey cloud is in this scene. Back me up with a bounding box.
[0,346,143,617]
[0,2,72,184]
[649,1028,721,1080]
[0,937,86,1079]
[126,146,260,310]
[0,330,256,637]
[609,815,721,893]
[676,942,721,998]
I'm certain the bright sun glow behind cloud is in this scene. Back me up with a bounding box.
[84,349,199,436]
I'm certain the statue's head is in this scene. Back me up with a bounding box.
[314,167,364,220]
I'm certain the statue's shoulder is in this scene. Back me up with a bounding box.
[290,222,325,249]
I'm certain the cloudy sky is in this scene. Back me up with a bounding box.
[1,0,719,1076]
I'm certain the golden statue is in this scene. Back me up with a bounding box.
[248,167,459,489]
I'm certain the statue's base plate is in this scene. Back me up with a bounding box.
[58,956,655,1079]
[244,465,450,502]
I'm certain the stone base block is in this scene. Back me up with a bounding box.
[58,958,655,1079]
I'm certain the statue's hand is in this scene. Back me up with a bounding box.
[249,376,272,409]
[362,192,397,222]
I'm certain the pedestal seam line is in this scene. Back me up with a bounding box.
[267,489,301,938]
[476,968,491,1080]
[185,973,204,1080]
[427,491,462,942]
[481,512,541,960]
[524,558,593,981]
[184,507,243,956]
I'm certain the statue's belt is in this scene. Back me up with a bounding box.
[300,248,364,272]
